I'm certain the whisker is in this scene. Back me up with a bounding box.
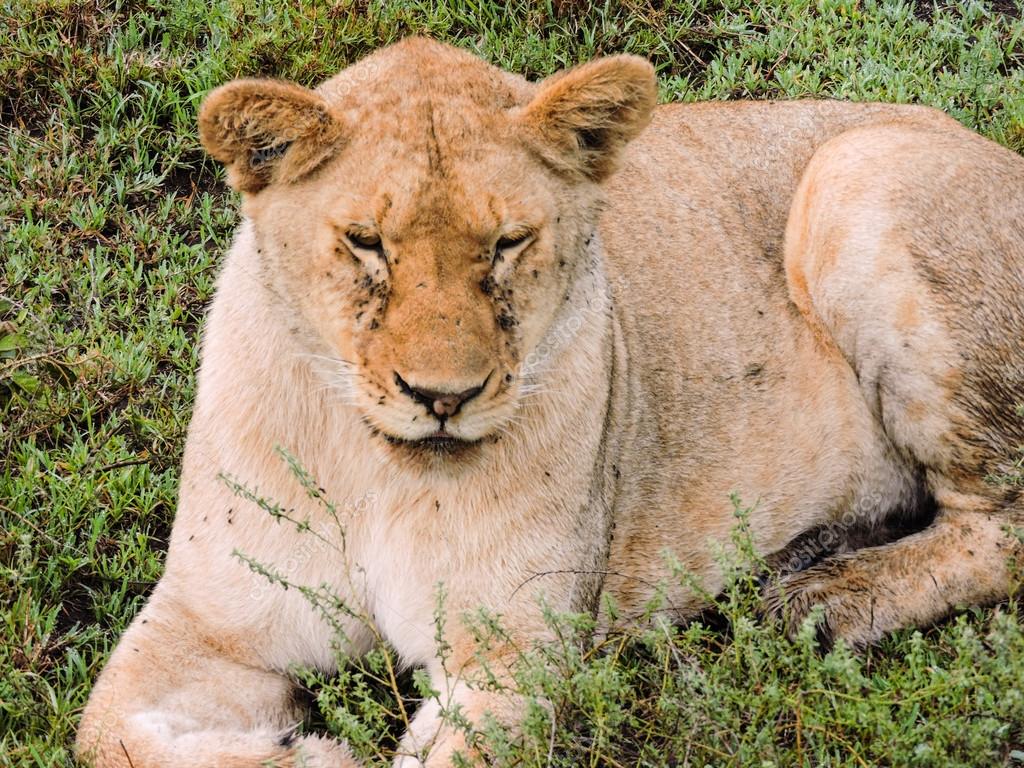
[517,386,554,397]
[296,351,361,369]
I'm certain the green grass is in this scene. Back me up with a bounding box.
[2,0,1024,765]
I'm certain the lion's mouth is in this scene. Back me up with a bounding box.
[381,429,481,456]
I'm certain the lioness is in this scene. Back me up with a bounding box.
[78,37,1024,767]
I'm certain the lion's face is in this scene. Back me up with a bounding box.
[199,38,655,460]
[258,131,584,453]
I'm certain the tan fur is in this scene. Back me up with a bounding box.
[78,38,1024,767]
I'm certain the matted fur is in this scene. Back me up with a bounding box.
[78,38,1023,768]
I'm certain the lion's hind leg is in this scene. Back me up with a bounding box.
[774,118,1024,647]
[76,591,355,768]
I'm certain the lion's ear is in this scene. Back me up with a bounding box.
[518,56,657,181]
[198,79,344,193]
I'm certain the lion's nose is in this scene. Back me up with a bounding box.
[394,373,487,418]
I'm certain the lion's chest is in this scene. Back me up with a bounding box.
[348,472,595,666]
[353,490,510,664]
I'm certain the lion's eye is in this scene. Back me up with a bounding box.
[493,231,534,262]
[347,230,383,251]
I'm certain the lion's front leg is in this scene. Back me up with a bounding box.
[77,585,362,768]
[391,663,520,768]
[394,648,527,768]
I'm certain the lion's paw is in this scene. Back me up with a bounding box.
[762,562,893,650]
[286,734,361,768]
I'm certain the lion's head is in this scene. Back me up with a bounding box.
[199,38,655,460]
